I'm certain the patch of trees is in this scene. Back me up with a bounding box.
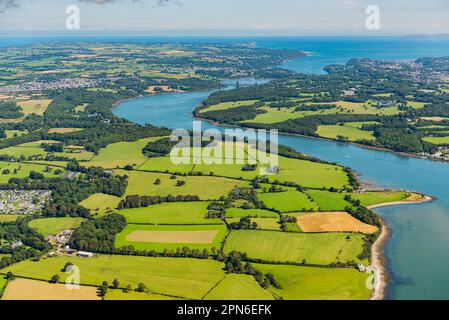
[344,196,381,227]
[228,217,258,230]
[200,104,263,124]
[68,213,126,253]
[118,194,201,209]
[143,137,178,157]
[0,101,24,119]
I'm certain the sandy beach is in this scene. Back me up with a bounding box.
[367,194,434,300]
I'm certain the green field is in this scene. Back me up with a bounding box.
[225,208,279,218]
[423,136,449,145]
[1,255,225,300]
[306,189,351,211]
[28,217,85,236]
[203,274,274,300]
[118,202,221,225]
[115,224,228,251]
[200,100,258,113]
[224,230,367,265]
[105,289,178,300]
[120,170,241,200]
[316,124,375,142]
[349,191,410,207]
[79,193,122,214]
[87,137,163,169]
[254,264,371,300]
[0,161,63,183]
[258,190,318,212]
[0,215,19,222]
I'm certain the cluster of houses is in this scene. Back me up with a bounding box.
[0,190,51,215]
[47,230,94,259]
[0,78,98,94]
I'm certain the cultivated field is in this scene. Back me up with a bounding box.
[115,224,227,251]
[48,128,83,134]
[2,255,225,300]
[224,230,367,265]
[254,264,372,300]
[1,279,100,301]
[297,212,378,234]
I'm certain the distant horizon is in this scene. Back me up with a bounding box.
[1,0,448,35]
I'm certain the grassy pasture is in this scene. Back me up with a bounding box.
[224,230,367,265]
[297,212,378,234]
[254,264,372,300]
[273,157,349,189]
[200,100,258,113]
[258,190,318,212]
[28,217,85,236]
[118,202,221,225]
[0,161,63,183]
[115,224,227,251]
[203,274,274,300]
[87,137,162,169]
[0,215,19,222]
[423,136,449,145]
[306,189,351,211]
[316,124,375,141]
[120,170,241,200]
[2,255,225,299]
[79,193,122,215]
[225,208,279,218]
[349,191,410,207]
[1,278,100,300]
[4,130,27,139]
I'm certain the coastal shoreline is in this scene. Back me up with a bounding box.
[367,194,434,300]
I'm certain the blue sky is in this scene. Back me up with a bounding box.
[0,0,448,35]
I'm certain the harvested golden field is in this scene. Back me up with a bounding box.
[48,128,83,134]
[126,230,219,244]
[297,212,378,234]
[1,279,100,300]
[17,99,52,116]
